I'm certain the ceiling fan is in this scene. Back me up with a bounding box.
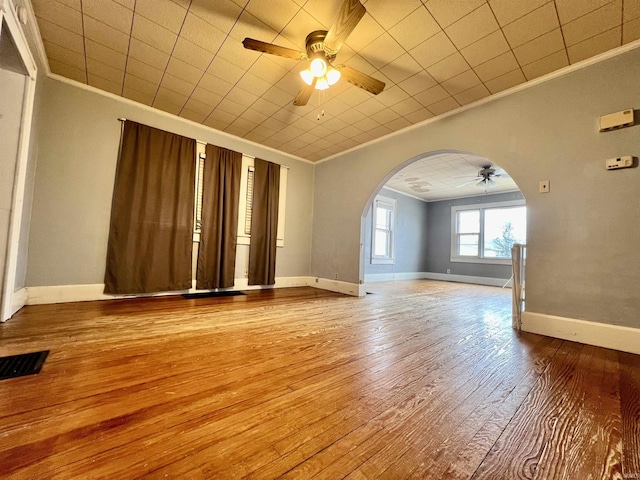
[455,165,511,190]
[242,0,386,106]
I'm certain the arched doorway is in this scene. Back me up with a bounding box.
[360,150,526,292]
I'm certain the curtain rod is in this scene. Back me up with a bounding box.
[118,118,290,169]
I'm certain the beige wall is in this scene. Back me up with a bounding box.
[312,47,640,329]
[26,77,314,287]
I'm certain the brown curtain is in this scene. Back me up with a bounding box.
[248,159,280,285]
[196,145,242,289]
[104,121,196,294]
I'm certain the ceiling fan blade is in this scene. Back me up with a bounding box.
[242,38,307,61]
[494,169,511,179]
[455,179,481,188]
[293,78,317,106]
[324,0,366,55]
[336,65,385,95]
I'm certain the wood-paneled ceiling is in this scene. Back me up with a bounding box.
[31,0,640,162]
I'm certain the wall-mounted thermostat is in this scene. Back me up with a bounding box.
[599,109,634,132]
[605,156,635,170]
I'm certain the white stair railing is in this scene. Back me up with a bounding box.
[511,244,526,331]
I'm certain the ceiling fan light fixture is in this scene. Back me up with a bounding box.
[327,67,341,86]
[315,76,330,90]
[300,69,314,86]
[310,57,327,77]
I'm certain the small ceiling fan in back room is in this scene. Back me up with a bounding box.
[242,0,386,106]
[455,165,512,191]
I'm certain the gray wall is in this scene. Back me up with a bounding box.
[364,188,428,276]
[425,191,524,279]
[15,72,45,291]
[312,47,640,329]
[27,77,314,287]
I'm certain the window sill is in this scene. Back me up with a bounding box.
[450,256,512,265]
[371,257,395,265]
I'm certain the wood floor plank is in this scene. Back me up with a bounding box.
[369,336,563,480]
[531,345,622,480]
[0,281,636,479]
[470,341,584,479]
[146,304,502,478]
[245,327,511,479]
[436,337,564,480]
[298,335,526,479]
[620,351,640,478]
[471,342,625,480]
[1,288,484,476]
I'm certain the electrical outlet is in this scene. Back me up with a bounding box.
[446,269,451,274]
[335,273,339,280]
[539,180,550,193]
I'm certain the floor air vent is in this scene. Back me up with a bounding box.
[0,351,49,380]
[183,291,247,299]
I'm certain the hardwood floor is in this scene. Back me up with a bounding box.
[0,280,638,479]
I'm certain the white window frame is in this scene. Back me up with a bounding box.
[193,149,287,247]
[371,195,396,265]
[192,143,206,242]
[450,199,525,265]
[237,156,287,247]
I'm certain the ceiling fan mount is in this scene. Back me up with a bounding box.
[304,30,332,59]
[241,0,385,106]
[478,165,496,180]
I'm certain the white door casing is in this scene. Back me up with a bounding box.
[0,0,38,321]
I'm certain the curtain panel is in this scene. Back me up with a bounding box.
[104,121,196,294]
[248,158,280,286]
[196,145,242,289]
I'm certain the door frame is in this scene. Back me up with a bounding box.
[0,0,38,321]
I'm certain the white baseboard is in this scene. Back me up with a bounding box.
[26,284,122,305]
[312,278,363,297]
[22,273,509,306]
[422,272,512,287]
[522,311,640,355]
[6,288,27,319]
[227,276,312,290]
[364,272,427,282]
[364,271,511,288]
[24,276,362,305]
